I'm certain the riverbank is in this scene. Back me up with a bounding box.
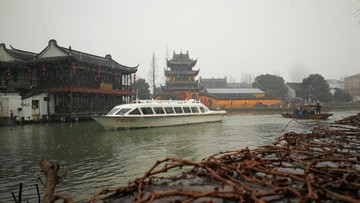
[1,103,359,126]
[226,102,360,114]
[91,112,360,202]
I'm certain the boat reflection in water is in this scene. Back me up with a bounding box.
[92,99,227,130]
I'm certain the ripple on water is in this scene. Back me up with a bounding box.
[0,110,359,202]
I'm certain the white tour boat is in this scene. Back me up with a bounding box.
[92,99,226,130]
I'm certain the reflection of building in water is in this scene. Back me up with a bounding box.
[158,51,282,109]
[0,40,138,121]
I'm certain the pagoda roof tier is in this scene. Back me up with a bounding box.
[164,69,200,76]
[26,39,138,74]
[166,60,197,68]
[166,51,197,68]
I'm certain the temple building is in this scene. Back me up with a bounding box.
[0,39,138,121]
[159,51,282,109]
[161,51,204,100]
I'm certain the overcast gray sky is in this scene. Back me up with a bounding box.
[1,0,360,84]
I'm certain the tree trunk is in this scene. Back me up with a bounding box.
[39,159,59,203]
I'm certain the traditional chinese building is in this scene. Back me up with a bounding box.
[159,51,282,109]
[0,43,37,92]
[0,39,138,121]
[161,51,204,99]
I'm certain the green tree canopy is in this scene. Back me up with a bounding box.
[299,74,332,102]
[333,88,352,102]
[132,78,151,100]
[252,74,288,99]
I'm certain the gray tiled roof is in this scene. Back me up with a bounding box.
[206,88,264,94]
[286,83,303,91]
[60,46,138,73]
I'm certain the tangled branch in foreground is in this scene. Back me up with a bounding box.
[91,113,360,203]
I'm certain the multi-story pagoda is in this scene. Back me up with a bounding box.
[161,51,203,100]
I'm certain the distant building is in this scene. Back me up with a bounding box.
[158,51,282,108]
[0,39,138,121]
[204,88,264,99]
[285,82,303,99]
[199,76,251,88]
[199,77,227,88]
[344,73,360,98]
[326,79,344,90]
[227,82,252,88]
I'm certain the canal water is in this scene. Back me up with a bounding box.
[0,109,358,202]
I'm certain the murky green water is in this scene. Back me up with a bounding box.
[0,109,358,202]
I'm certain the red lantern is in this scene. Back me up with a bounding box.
[97,66,101,79]
[5,68,10,81]
[133,73,136,83]
[42,65,46,79]
[114,70,118,80]
[28,69,32,81]
[71,61,77,76]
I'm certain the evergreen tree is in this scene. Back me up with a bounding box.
[132,78,151,99]
[333,88,352,102]
[252,74,288,99]
[299,74,333,102]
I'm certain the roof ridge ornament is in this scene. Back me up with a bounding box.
[105,54,112,60]
[49,39,57,46]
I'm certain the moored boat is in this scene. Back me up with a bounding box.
[92,99,226,130]
[280,112,333,120]
[281,103,333,120]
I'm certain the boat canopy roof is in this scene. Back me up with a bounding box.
[106,99,219,117]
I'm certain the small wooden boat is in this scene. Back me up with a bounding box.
[281,112,333,120]
[92,99,226,130]
[281,103,333,120]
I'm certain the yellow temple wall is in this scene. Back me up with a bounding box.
[172,91,283,108]
[200,97,283,108]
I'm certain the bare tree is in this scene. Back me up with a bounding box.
[148,52,157,96]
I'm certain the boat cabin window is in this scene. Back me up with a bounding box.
[164,107,174,114]
[140,107,154,115]
[174,107,183,114]
[183,107,191,113]
[191,107,199,113]
[107,108,120,116]
[116,108,131,115]
[129,108,141,115]
[153,107,165,114]
[200,107,206,113]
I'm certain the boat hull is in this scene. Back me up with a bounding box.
[92,113,225,130]
[281,113,333,120]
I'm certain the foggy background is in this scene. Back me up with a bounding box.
[1,0,360,84]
